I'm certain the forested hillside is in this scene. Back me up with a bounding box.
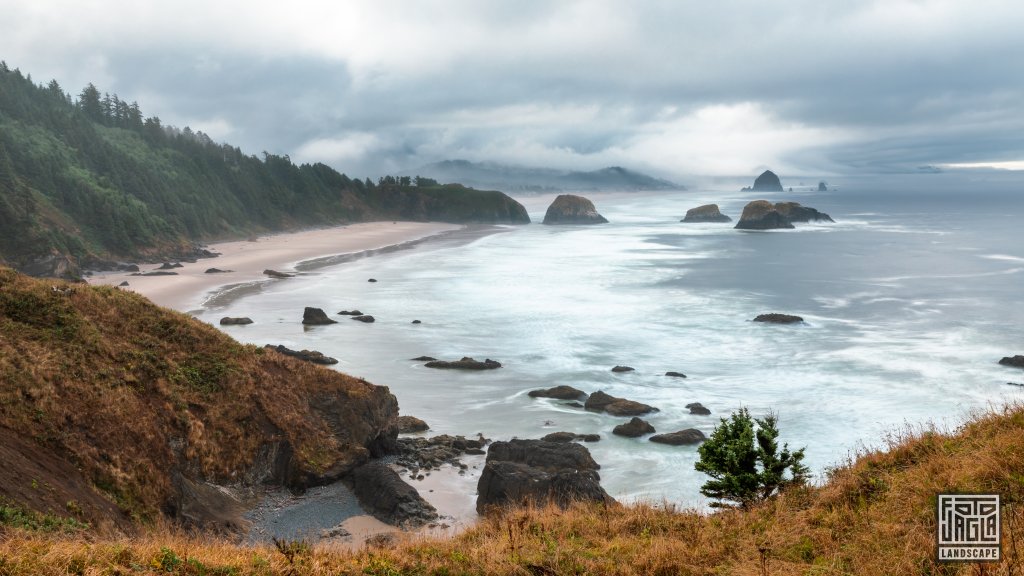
[0,63,528,278]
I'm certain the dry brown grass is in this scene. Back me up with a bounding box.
[3,404,1023,574]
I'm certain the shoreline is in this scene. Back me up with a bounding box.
[87,221,465,311]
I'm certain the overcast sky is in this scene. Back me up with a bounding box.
[2,0,1023,180]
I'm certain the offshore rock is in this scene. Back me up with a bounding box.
[302,307,337,325]
[753,313,804,324]
[682,204,732,223]
[735,200,795,230]
[528,385,586,400]
[425,357,501,370]
[751,170,784,192]
[612,417,656,438]
[650,429,707,446]
[542,194,609,225]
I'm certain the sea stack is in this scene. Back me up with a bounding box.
[734,200,794,230]
[751,170,784,192]
[681,204,732,223]
[542,194,609,225]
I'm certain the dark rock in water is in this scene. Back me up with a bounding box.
[528,385,586,400]
[397,415,430,433]
[410,356,437,362]
[1000,355,1024,369]
[393,433,491,474]
[263,269,293,279]
[132,271,178,276]
[563,401,584,408]
[542,194,609,225]
[157,262,183,270]
[578,434,601,442]
[120,264,140,272]
[205,267,232,274]
[351,315,376,323]
[735,200,795,230]
[337,310,363,316]
[650,429,706,446]
[476,439,613,513]
[751,170,784,192]
[611,365,635,373]
[818,181,828,192]
[118,281,129,287]
[665,371,687,378]
[411,320,422,324]
[613,417,656,438]
[774,202,834,223]
[425,357,502,370]
[265,344,338,365]
[541,432,601,443]
[302,307,337,325]
[682,204,732,223]
[686,402,711,415]
[753,313,804,324]
[219,317,254,326]
[1007,382,1024,387]
[368,278,378,283]
[584,391,658,416]
[347,461,438,528]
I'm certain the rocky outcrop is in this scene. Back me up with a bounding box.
[351,315,376,323]
[205,267,232,274]
[612,417,656,438]
[542,432,601,443]
[682,204,732,223]
[394,434,490,477]
[302,307,337,325]
[753,313,804,324]
[687,402,711,415]
[476,439,613,513]
[665,371,687,378]
[397,416,430,433]
[1000,355,1024,369]
[818,181,828,192]
[542,194,609,225]
[410,356,437,362]
[265,344,338,365]
[337,310,364,316]
[528,385,586,400]
[219,317,253,325]
[425,357,502,370]
[734,200,795,230]
[751,170,784,192]
[611,365,635,373]
[650,429,706,446]
[347,462,438,528]
[264,269,294,278]
[584,391,658,416]
[774,202,834,223]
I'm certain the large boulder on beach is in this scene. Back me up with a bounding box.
[735,200,795,230]
[424,357,502,370]
[476,439,613,513]
[528,385,586,400]
[302,307,337,325]
[682,204,732,223]
[613,417,656,438]
[650,429,706,446]
[774,202,834,223]
[347,461,438,528]
[542,194,609,225]
[584,391,658,416]
[753,313,804,324]
[1000,355,1024,369]
[751,170,784,192]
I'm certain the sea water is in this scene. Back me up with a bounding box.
[198,173,1024,508]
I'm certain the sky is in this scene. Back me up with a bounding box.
[2,0,1023,181]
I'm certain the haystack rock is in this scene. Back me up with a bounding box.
[682,204,732,223]
[818,181,828,192]
[542,194,609,225]
[751,170,784,192]
[734,200,795,230]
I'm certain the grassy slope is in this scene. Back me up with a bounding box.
[1,402,1022,573]
[0,268,397,533]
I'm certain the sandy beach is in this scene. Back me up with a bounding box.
[88,222,463,311]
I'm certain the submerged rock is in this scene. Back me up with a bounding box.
[219,317,253,326]
[999,355,1024,369]
[612,417,656,438]
[650,429,706,446]
[753,313,804,324]
[302,307,337,325]
[337,310,364,316]
[611,365,635,373]
[542,194,609,225]
[584,391,658,416]
[528,385,587,400]
[476,439,613,513]
[541,432,601,443]
[410,356,437,362]
[265,344,338,365]
[665,371,687,378]
[682,204,732,223]
[686,402,711,415]
[424,357,502,370]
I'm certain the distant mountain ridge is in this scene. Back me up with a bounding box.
[410,160,682,192]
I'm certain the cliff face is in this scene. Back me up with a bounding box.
[0,268,398,533]
[542,194,609,225]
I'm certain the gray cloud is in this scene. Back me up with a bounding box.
[2,0,1023,179]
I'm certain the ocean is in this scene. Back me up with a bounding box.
[197,173,1024,508]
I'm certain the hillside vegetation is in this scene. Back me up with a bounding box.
[0,63,528,278]
[0,265,1020,573]
[0,267,398,534]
